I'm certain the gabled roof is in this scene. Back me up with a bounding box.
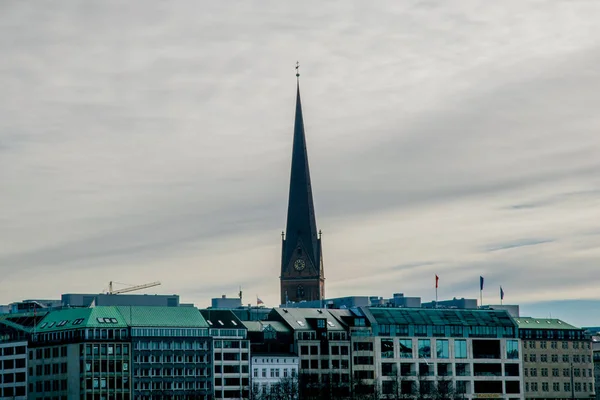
[200,309,245,330]
[242,320,290,334]
[515,317,579,330]
[366,307,517,328]
[272,308,347,331]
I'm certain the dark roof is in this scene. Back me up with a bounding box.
[366,307,517,328]
[242,320,290,334]
[200,309,245,330]
[282,83,320,272]
[272,308,347,331]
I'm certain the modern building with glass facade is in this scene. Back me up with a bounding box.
[364,307,524,400]
[21,305,213,400]
[516,317,595,400]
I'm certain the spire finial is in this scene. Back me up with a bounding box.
[295,61,300,80]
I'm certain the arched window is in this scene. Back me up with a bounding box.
[296,285,305,299]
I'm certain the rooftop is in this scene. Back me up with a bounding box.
[200,309,244,329]
[515,317,578,330]
[272,308,347,331]
[366,307,517,328]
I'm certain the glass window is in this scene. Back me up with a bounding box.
[506,340,519,359]
[418,339,431,358]
[436,339,449,359]
[399,339,412,359]
[455,340,467,359]
[381,339,394,359]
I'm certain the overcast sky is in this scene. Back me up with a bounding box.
[1,1,600,325]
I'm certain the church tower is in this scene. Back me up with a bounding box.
[280,69,325,305]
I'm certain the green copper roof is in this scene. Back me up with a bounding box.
[34,306,209,332]
[368,307,517,328]
[36,307,128,332]
[515,317,579,330]
[115,306,208,328]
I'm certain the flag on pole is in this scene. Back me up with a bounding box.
[257,297,264,306]
[500,286,504,300]
[479,276,484,291]
[435,275,439,289]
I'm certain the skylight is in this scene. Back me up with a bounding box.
[297,321,305,327]
[110,318,118,324]
[40,322,48,328]
[97,317,104,323]
[47,322,55,328]
[231,321,237,326]
[218,320,224,326]
[207,320,213,326]
[327,321,335,327]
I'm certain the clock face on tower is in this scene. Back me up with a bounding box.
[294,259,306,271]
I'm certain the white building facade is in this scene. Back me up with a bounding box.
[251,354,299,398]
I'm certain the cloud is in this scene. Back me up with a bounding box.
[1,1,600,323]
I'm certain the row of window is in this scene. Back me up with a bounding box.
[526,381,593,393]
[301,359,350,369]
[33,362,67,376]
[134,367,209,377]
[1,345,26,356]
[134,340,208,351]
[524,340,590,349]
[32,346,67,360]
[525,367,593,377]
[0,372,26,384]
[2,358,26,369]
[520,329,585,340]
[135,354,208,363]
[214,377,249,387]
[83,343,130,357]
[296,331,348,341]
[0,385,26,398]
[135,380,209,391]
[83,376,130,391]
[215,364,249,374]
[378,324,515,338]
[132,328,209,337]
[377,338,518,360]
[33,328,129,343]
[301,344,349,356]
[82,359,129,374]
[214,340,249,349]
[524,353,592,363]
[215,352,248,361]
[31,379,67,393]
[252,367,297,378]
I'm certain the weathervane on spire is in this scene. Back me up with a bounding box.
[295,61,300,80]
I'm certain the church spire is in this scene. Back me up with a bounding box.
[280,67,324,304]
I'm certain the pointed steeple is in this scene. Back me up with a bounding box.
[281,78,321,277]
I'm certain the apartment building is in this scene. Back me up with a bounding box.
[516,317,594,400]
[250,353,299,398]
[269,307,353,398]
[364,307,524,400]
[201,309,250,399]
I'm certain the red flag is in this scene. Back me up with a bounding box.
[257,297,264,305]
[435,275,439,289]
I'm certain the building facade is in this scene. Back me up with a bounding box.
[365,307,524,400]
[201,309,250,399]
[250,354,299,399]
[0,340,28,399]
[516,317,595,400]
[280,79,325,305]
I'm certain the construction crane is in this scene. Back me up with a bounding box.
[107,281,161,295]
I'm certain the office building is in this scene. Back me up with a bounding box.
[200,309,250,399]
[516,317,595,399]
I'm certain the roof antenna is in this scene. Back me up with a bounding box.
[295,61,300,82]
